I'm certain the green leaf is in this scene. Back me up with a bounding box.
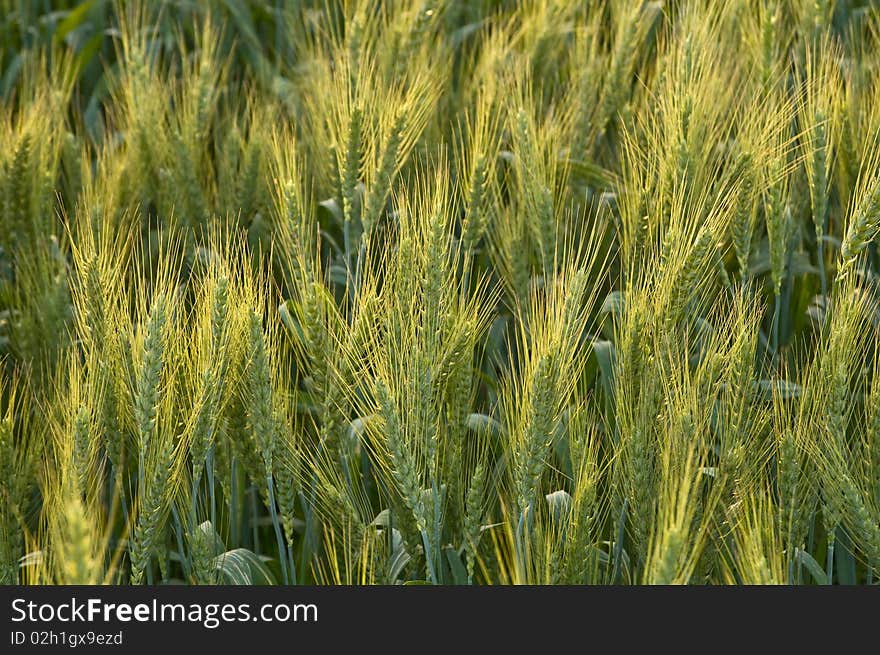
[318,197,342,223]
[370,509,391,528]
[71,31,103,79]
[1,53,23,99]
[795,549,828,585]
[756,379,801,401]
[466,413,503,438]
[590,339,616,401]
[347,415,373,447]
[214,548,276,585]
[388,528,411,583]
[835,531,857,585]
[278,301,303,343]
[444,546,469,585]
[601,291,624,316]
[194,521,225,554]
[370,512,411,583]
[451,20,485,47]
[564,158,615,189]
[545,490,572,523]
[329,264,348,287]
[54,0,96,45]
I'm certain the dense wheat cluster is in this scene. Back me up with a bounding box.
[2,0,880,585]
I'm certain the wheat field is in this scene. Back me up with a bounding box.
[1,0,880,585]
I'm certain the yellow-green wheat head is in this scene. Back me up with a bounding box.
[1,0,880,585]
